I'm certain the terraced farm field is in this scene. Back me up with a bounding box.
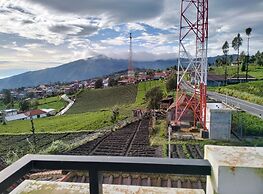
[0,111,113,134]
[0,131,101,163]
[67,85,138,114]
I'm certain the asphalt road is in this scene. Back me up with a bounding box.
[180,81,263,119]
[207,91,263,119]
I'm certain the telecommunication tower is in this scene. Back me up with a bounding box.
[128,32,135,82]
[175,0,208,129]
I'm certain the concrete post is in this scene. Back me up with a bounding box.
[205,145,263,194]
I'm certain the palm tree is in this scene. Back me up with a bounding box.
[232,33,243,82]
[245,27,252,81]
[222,41,229,85]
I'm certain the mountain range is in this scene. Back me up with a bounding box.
[0,55,220,89]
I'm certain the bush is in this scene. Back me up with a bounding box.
[42,140,70,154]
[166,75,177,92]
[145,87,164,109]
[95,79,103,89]
[232,112,263,136]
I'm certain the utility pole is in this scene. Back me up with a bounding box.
[30,116,36,146]
[128,32,134,83]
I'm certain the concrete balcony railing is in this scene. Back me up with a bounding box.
[0,145,262,194]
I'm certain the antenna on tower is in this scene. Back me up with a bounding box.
[128,32,134,82]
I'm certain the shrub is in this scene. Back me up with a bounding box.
[42,140,70,154]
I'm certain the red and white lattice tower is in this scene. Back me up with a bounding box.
[175,0,208,129]
[128,32,135,82]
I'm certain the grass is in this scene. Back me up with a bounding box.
[210,80,263,105]
[37,96,66,112]
[232,111,263,136]
[67,85,137,114]
[0,96,65,112]
[0,80,166,135]
[209,64,263,79]
[135,80,167,106]
[0,111,116,134]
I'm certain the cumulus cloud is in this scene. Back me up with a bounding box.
[0,0,263,77]
[27,0,164,23]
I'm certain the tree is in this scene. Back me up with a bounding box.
[240,51,247,72]
[111,106,120,123]
[2,89,12,105]
[94,79,103,89]
[108,78,118,87]
[255,51,263,66]
[222,41,229,85]
[232,33,243,82]
[145,87,164,109]
[166,75,177,92]
[245,27,252,81]
[19,100,30,111]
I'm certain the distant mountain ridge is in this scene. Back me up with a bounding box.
[0,55,221,89]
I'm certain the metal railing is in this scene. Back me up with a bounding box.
[0,154,211,194]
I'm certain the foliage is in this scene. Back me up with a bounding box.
[135,80,166,106]
[108,78,118,87]
[145,87,164,109]
[214,81,263,105]
[232,33,243,52]
[41,140,70,154]
[255,51,263,66]
[95,79,103,89]
[232,112,263,136]
[222,41,229,56]
[209,64,263,79]
[245,27,252,37]
[2,89,12,105]
[166,75,177,92]
[19,100,30,111]
[111,106,120,123]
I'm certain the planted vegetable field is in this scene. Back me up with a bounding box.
[65,118,161,157]
[67,85,138,114]
[0,131,99,163]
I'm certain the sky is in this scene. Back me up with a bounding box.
[0,0,262,78]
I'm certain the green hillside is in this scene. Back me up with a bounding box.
[209,65,263,79]
[212,80,263,105]
[0,111,113,134]
[67,85,138,114]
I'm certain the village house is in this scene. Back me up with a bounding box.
[25,109,47,119]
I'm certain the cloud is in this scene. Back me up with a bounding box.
[0,0,263,78]
[27,0,164,23]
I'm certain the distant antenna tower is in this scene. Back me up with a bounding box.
[175,0,208,129]
[128,32,135,82]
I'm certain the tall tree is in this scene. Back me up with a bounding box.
[232,33,243,82]
[222,41,229,85]
[94,79,103,89]
[245,27,252,81]
[145,87,163,109]
[2,89,12,105]
[166,75,177,92]
[255,51,263,66]
[240,51,247,72]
